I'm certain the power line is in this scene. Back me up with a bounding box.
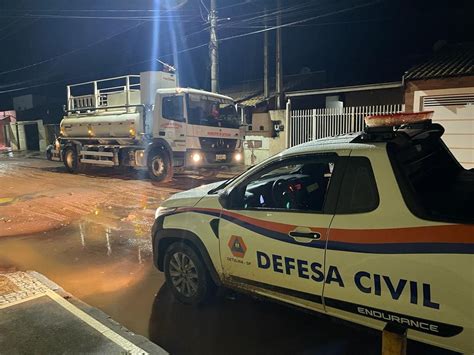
[1,8,194,13]
[133,1,380,63]
[0,14,202,21]
[222,17,392,30]
[0,19,40,41]
[0,18,21,33]
[0,77,71,94]
[199,0,210,14]
[218,1,253,11]
[0,20,147,76]
[0,0,381,94]
[219,1,381,43]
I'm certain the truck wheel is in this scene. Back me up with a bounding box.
[148,150,173,182]
[164,243,215,305]
[63,147,80,173]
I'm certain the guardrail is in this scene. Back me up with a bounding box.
[67,75,141,112]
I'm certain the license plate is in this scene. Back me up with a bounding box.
[216,154,226,161]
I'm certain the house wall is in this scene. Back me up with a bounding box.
[242,110,287,166]
[404,78,474,169]
[344,87,403,106]
[9,120,47,151]
[288,87,402,109]
[404,76,474,112]
[13,95,34,112]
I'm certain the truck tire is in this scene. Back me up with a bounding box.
[148,150,173,182]
[164,242,215,305]
[63,147,80,173]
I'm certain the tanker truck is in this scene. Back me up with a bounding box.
[47,71,244,181]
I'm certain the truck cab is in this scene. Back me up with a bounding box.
[153,88,243,169]
[49,71,243,181]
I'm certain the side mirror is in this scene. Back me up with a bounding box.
[218,190,231,209]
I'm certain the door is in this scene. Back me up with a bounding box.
[157,94,186,152]
[24,123,39,150]
[218,153,342,310]
[422,93,474,169]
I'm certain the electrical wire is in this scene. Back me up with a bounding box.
[218,1,253,11]
[219,1,381,44]
[0,0,381,94]
[222,17,391,30]
[1,9,195,13]
[0,18,21,33]
[129,1,380,64]
[199,0,210,14]
[0,19,40,41]
[0,14,202,22]
[0,20,147,76]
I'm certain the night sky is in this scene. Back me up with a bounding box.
[0,0,472,111]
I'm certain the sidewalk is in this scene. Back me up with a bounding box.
[0,271,167,355]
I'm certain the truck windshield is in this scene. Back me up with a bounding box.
[187,93,240,129]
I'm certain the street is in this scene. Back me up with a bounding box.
[0,155,456,355]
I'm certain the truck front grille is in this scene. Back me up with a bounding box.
[199,138,237,152]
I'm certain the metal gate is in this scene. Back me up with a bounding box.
[288,105,403,147]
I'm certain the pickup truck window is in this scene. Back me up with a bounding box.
[336,157,379,214]
[388,136,474,223]
[233,157,335,212]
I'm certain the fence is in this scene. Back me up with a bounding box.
[288,104,404,147]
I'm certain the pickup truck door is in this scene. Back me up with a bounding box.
[218,153,346,310]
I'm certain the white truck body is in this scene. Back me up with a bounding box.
[49,71,244,180]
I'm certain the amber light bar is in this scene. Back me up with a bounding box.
[365,111,434,127]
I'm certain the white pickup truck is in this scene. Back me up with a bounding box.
[152,112,473,353]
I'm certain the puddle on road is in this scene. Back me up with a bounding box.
[0,207,164,337]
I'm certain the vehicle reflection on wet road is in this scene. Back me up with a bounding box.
[149,284,381,355]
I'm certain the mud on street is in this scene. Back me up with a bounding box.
[0,155,451,355]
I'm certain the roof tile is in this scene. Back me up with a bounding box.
[404,44,474,80]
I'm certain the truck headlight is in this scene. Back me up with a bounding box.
[155,206,177,219]
[192,152,202,163]
[234,152,242,162]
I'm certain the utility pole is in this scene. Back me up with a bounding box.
[275,0,283,109]
[209,0,219,93]
[263,6,269,99]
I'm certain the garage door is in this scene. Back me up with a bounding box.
[422,94,474,169]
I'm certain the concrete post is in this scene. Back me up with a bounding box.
[276,0,283,109]
[263,6,269,99]
[17,124,26,151]
[37,120,47,152]
[9,123,19,150]
[285,99,291,148]
[209,0,219,93]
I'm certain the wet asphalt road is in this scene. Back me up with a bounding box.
[0,155,455,355]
